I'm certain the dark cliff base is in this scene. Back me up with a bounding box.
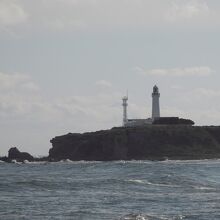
[49,126,220,161]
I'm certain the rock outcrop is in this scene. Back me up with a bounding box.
[8,147,34,162]
[0,156,11,163]
[0,148,48,163]
[49,126,220,161]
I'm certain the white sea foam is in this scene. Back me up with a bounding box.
[160,158,220,165]
[112,159,220,165]
[11,159,22,164]
[113,160,153,164]
[23,160,48,165]
[145,181,180,188]
[53,159,102,164]
[60,159,74,163]
[127,179,145,184]
[193,186,214,190]
[127,179,180,188]
[119,213,177,220]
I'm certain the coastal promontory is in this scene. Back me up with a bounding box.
[49,125,220,161]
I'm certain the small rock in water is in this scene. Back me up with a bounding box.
[8,147,34,162]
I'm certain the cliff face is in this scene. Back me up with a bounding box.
[49,126,220,161]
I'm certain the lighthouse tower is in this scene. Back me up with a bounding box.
[122,95,128,126]
[152,85,160,120]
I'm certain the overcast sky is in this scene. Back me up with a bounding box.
[1,0,220,156]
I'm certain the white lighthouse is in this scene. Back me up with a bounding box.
[152,85,160,120]
[122,95,128,126]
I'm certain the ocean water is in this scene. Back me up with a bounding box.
[0,160,220,220]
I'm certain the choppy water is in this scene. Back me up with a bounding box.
[0,159,220,220]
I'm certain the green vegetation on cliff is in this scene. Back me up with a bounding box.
[49,126,220,161]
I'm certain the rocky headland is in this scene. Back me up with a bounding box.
[49,125,220,161]
[2,125,220,163]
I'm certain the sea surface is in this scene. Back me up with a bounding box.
[0,159,220,220]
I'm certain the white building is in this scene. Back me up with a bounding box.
[152,85,160,120]
[122,85,160,127]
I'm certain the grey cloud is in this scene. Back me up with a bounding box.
[0,72,39,91]
[0,73,122,125]
[95,80,112,88]
[1,0,219,32]
[166,0,210,22]
[0,0,28,27]
[136,66,213,77]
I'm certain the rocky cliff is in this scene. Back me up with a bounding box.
[49,126,220,161]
